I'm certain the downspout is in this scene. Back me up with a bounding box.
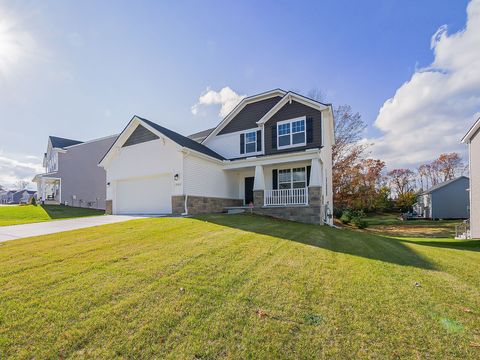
[182,148,190,216]
[183,194,188,216]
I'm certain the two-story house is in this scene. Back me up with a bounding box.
[33,135,117,209]
[462,116,480,238]
[99,90,334,225]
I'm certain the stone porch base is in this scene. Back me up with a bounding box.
[252,187,324,225]
[172,195,242,215]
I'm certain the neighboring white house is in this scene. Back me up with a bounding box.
[99,90,335,225]
[462,116,480,239]
[33,135,117,210]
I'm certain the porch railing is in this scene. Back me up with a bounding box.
[264,188,308,206]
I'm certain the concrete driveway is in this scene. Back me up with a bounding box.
[0,215,142,243]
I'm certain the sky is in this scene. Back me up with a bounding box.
[0,0,478,188]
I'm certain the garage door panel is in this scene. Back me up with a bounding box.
[115,175,172,214]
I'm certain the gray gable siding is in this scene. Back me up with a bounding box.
[264,100,322,155]
[430,177,469,219]
[218,96,282,135]
[123,125,159,147]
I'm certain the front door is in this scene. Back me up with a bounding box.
[244,177,254,205]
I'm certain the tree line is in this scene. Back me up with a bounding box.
[332,105,467,213]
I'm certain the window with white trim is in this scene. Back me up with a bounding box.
[278,167,307,189]
[245,131,257,153]
[277,117,306,149]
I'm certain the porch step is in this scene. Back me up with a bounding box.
[227,209,245,214]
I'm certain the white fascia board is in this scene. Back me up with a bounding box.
[461,117,480,143]
[256,92,329,125]
[202,89,287,143]
[222,149,321,170]
[181,147,224,164]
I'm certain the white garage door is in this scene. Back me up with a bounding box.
[115,174,173,215]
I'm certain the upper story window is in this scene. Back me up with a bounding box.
[240,129,261,155]
[277,117,306,149]
[245,131,257,153]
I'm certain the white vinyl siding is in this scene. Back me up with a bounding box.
[183,154,238,199]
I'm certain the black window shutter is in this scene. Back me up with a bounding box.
[271,125,277,149]
[307,166,311,186]
[306,117,314,143]
[256,130,262,152]
[240,133,245,154]
[272,169,278,190]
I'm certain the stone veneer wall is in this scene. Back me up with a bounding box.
[172,195,243,215]
[252,187,324,225]
[105,200,112,215]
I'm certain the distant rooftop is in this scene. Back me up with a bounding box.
[49,136,83,149]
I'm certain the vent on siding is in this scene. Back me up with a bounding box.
[123,125,160,147]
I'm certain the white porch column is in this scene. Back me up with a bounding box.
[253,165,265,190]
[309,158,322,187]
[41,178,46,201]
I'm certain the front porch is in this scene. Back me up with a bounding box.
[224,151,331,225]
[32,174,61,205]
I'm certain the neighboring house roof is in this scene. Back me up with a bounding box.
[138,117,225,160]
[49,136,83,149]
[422,176,469,194]
[462,116,480,143]
[187,128,215,142]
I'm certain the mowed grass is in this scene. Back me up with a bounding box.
[0,205,104,226]
[0,214,479,359]
[364,212,461,237]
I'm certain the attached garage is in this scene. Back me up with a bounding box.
[115,174,173,215]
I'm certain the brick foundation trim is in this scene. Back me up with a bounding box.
[172,195,243,215]
[105,200,113,215]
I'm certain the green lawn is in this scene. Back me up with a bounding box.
[0,214,479,359]
[0,205,105,226]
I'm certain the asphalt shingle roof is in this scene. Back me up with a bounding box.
[49,136,83,149]
[137,117,225,160]
[422,176,469,194]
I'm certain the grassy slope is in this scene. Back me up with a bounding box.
[0,205,104,226]
[0,214,479,359]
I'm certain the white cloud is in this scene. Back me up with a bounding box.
[191,86,246,118]
[372,0,480,169]
[0,152,43,189]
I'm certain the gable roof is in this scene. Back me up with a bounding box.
[461,116,480,143]
[99,116,225,166]
[188,128,215,142]
[49,136,83,149]
[422,176,469,194]
[138,117,225,160]
[256,91,330,125]
[202,89,287,143]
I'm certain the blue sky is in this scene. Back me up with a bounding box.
[1,0,478,187]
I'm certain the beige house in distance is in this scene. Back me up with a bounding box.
[462,116,480,239]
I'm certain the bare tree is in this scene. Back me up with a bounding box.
[387,169,416,197]
[15,180,29,190]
